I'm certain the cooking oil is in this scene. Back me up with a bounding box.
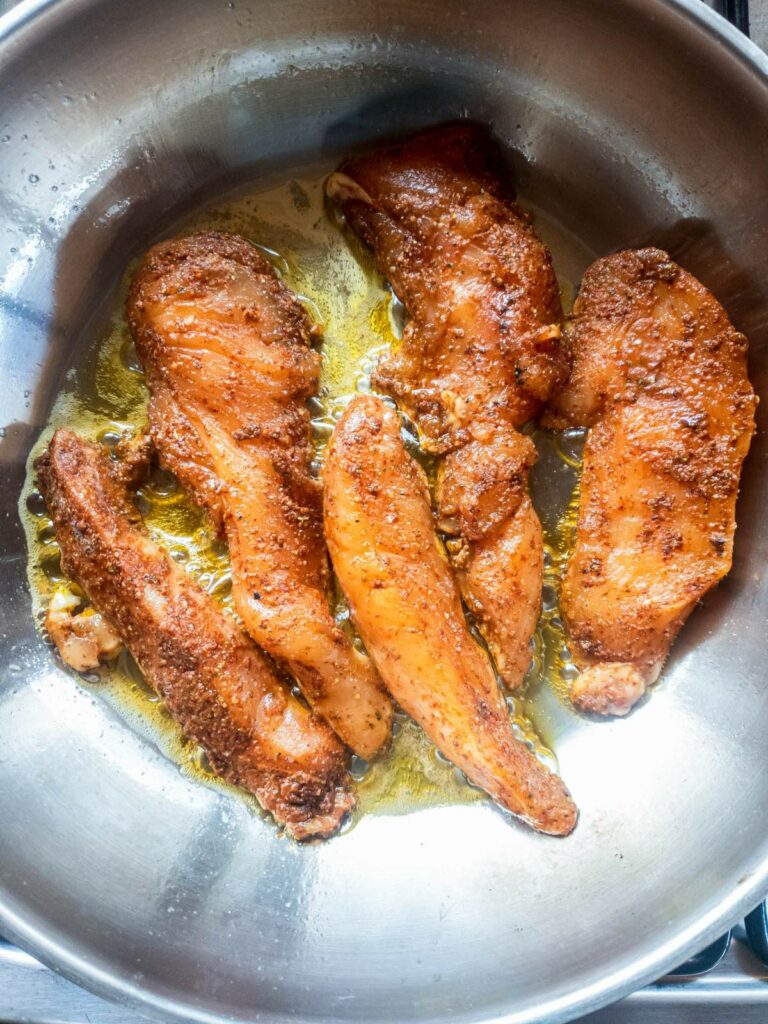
[20,171,588,822]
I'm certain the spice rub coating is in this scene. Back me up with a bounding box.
[327,124,567,687]
[324,395,577,836]
[127,232,393,757]
[36,430,354,839]
[545,248,757,714]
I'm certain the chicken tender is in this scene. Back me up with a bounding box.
[127,232,393,757]
[36,430,353,839]
[324,395,577,836]
[545,248,757,714]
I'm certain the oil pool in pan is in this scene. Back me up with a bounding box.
[20,172,592,827]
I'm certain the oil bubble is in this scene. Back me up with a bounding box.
[26,490,47,517]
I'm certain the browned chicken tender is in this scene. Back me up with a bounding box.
[127,232,393,757]
[36,430,354,839]
[327,123,567,688]
[545,248,757,714]
[324,395,577,836]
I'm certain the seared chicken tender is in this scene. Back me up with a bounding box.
[327,123,567,688]
[127,232,393,757]
[545,248,757,714]
[324,396,577,836]
[36,430,353,839]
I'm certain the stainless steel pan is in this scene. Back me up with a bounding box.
[1,1,768,1022]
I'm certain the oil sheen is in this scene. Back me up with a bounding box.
[20,172,588,823]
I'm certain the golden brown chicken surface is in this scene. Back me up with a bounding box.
[36,430,353,839]
[127,232,393,758]
[326,124,566,688]
[324,395,577,836]
[545,248,757,715]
